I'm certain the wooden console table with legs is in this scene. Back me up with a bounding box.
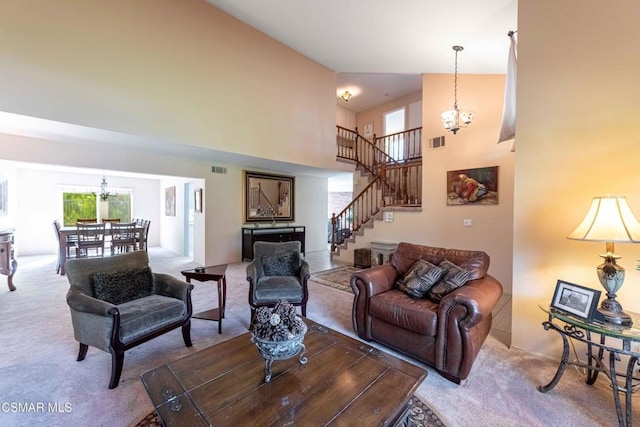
[241,226,305,261]
[539,306,640,427]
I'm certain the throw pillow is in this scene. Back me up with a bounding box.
[427,259,472,302]
[396,259,447,299]
[261,250,301,277]
[92,266,154,305]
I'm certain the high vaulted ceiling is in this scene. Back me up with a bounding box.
[206,0,518,112]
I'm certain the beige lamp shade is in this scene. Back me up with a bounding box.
[567,196,640,243]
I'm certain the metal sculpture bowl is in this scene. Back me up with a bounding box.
[251,321,308,383]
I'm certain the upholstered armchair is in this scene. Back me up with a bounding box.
[65,251,193,389]
[246,241,310,317]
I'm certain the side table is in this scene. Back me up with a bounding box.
[539,305,640,427]
[181,265,227,334]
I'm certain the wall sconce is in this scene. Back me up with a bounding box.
[341,91,352,102]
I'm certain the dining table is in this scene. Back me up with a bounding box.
[57,224,145,275]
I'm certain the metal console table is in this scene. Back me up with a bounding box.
[539,306,640,427]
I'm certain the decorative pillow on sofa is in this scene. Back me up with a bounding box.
[396,259,447,299]
[261,250,301,276]
[92,266,154,305]
[427,260,472,302]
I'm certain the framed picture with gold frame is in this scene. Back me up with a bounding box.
[243,171,294,223]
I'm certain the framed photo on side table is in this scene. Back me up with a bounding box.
[551,280,601,321]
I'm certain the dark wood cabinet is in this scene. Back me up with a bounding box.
[0,228,17,291]
[242,226,305,261]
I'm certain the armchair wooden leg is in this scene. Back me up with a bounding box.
[109,349,125,389]
[301,304,307,317]
[182,321,193,347]
[77,343,88,361]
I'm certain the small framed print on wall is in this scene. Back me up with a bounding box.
[194,188,203,213]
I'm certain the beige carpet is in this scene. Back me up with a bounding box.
[1,248,638,426]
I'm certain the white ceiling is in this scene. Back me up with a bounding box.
[206,0,518,112]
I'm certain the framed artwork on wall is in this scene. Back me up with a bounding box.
[447,166,499,205]
[165,186,176,216]
[194,188,203,213]
[243,171,295,223]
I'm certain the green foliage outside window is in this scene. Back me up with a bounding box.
[62,192,132,226]
[63,193,97,226]
[107,194,131,222]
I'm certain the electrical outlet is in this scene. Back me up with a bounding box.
[463,219,473,227]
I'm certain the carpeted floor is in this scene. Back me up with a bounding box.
[310,265,360,293]
[2,248,638,426]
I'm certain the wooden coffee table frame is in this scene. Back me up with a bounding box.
[141,318,426,426]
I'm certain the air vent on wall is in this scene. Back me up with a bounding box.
[429,135,446,149]
[211,166,227,174]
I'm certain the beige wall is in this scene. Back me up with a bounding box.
[356,91,423,138]
[0,0,338,170]
[513,0,640,357]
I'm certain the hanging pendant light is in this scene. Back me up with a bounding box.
[441,45,474,134]
[99,174,111,201]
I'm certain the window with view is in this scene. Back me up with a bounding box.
[62,188,132,226]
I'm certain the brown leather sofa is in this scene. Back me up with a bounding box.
[351,242,503,384]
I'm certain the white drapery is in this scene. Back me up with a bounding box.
[498,32,517,150]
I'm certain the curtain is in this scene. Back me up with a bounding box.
[498,32,517,150]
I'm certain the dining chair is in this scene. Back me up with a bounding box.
[75,223,106,258]
[101,218,121,224]
[135,219,150,252]
[110,222,137,256]
[53,220,77,273]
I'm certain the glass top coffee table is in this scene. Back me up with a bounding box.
[140,318,426,426]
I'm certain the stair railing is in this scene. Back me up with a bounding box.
[330,175,384,251]
[331,126,423,252]
[375,127,422,162]
[336,125,398,175]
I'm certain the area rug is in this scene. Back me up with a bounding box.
[134,394,446,426]
[310,265,360,293]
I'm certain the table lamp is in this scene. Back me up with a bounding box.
[567,196,640,325]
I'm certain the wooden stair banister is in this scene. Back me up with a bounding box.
[332,125,423,252]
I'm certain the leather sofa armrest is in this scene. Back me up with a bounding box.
[153,273,193,301]
[350,264,398,339]
[66,288,115,316]
[436,274,503,381]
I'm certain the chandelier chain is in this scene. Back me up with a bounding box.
[453,49,458,109]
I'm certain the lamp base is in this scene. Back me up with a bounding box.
[598,298,632,326]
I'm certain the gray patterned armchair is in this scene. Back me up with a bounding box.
[65,251,193,389]
[246,241,310,318]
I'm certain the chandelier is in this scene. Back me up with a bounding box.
[341,91,352,101]
[99,174,112,201]
[441,45,474,134]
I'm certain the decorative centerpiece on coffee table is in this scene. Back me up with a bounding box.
[250,300,308,383]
